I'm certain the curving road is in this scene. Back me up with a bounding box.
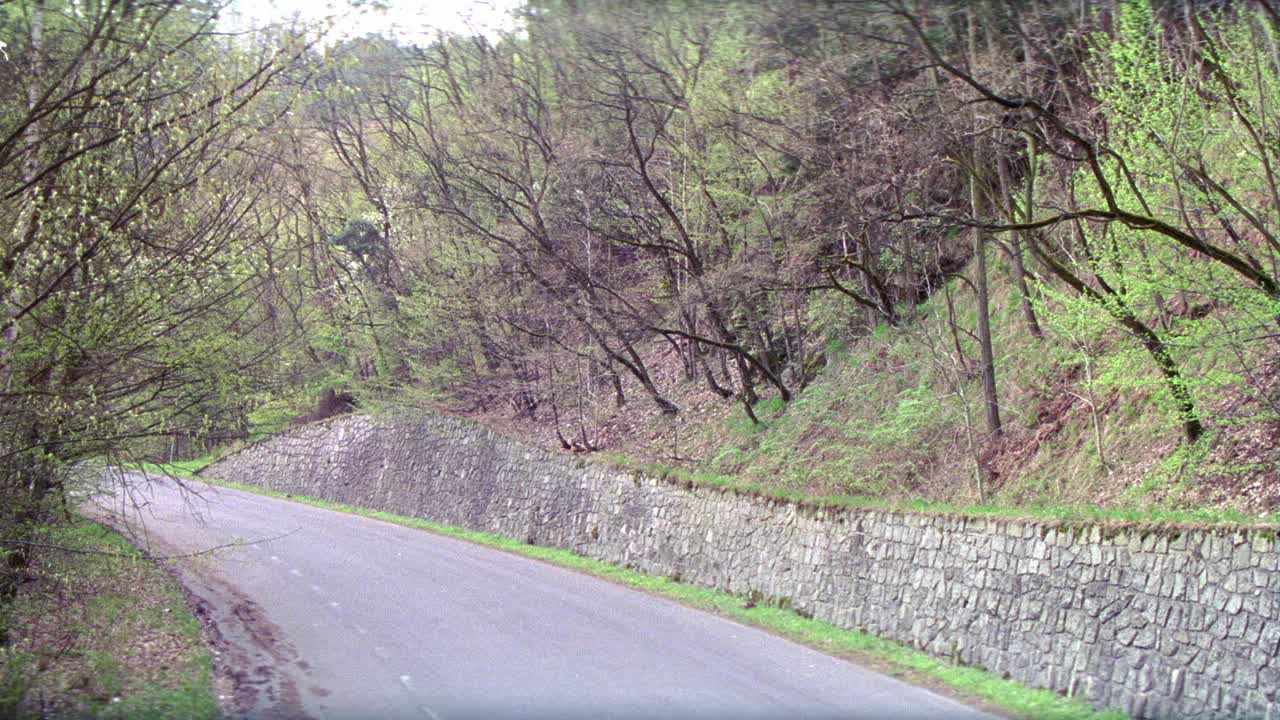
[88,474,995,720]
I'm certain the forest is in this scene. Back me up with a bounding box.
[4,0,1280,565]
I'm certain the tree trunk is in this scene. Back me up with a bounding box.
[994,154,1045,340]
[968,7,1002,438]
[971,202,1003,437]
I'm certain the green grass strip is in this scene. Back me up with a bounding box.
[2,518,217,720]
[606,457,1280,529]
[133,457,219,477]
[137,465,1126,720]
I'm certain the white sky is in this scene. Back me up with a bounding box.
[223,0,524,44]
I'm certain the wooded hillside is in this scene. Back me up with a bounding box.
[4,0,1280,557]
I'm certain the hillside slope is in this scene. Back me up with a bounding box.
[452,258,1280,518]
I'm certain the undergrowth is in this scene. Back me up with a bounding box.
[663,262,1280,516]
[0,519,216,720]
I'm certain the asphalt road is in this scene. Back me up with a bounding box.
[88,474,996,720]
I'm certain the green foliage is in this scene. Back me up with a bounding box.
[704,338,956,496]
[247,401,300,440]
[864,384,939,447]
[331,220,386,263]
[0,649,30,719]
[0,0,318,515]
[1000,0,1280,451]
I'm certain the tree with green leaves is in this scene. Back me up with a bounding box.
[896,0,1280,445]
[0,0,312,555]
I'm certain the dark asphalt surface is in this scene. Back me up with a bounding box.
[88,474,996,720]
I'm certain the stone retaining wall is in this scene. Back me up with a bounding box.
[202,412,1280,719]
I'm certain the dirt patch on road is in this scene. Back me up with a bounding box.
[174,566,312,720]
[87,499,319,720]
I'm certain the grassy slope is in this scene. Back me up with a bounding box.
[220,238,1273,519]
[658,257,1280,518]
[0,520,217,720]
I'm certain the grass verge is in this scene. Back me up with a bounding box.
[131,456,218,478]
[160,468,1124,720]
[0,518,217,720]
[601,455,1280,529]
